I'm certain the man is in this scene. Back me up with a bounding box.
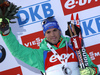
[0,16,99,75]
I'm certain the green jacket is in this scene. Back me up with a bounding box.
[1,31,99,74]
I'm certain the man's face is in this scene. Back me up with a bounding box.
[45,28,61,44]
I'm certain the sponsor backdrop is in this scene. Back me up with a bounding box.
[0,0,100,75]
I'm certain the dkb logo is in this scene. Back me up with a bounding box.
[16,0,54,27]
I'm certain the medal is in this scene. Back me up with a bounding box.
[62,66,72,75]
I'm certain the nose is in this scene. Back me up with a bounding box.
[50,31,55,36]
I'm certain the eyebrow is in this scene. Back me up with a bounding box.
[46,28,57,33]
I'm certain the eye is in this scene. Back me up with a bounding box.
[53,29,57,32]
[46,31,51,34]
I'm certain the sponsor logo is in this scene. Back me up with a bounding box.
[72,38,79,48]
[0,45,6,63]
[80,15,100,38]
[21,30,44,49]
[49,53,74,62]
[89,51,100,60]
[44,22,56,28]
[16,0,54,27]
[81,46,88,67]
[49,26,54,28]
[86,44,100,65]
[0,66,23,75]
[60,0,100,15]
